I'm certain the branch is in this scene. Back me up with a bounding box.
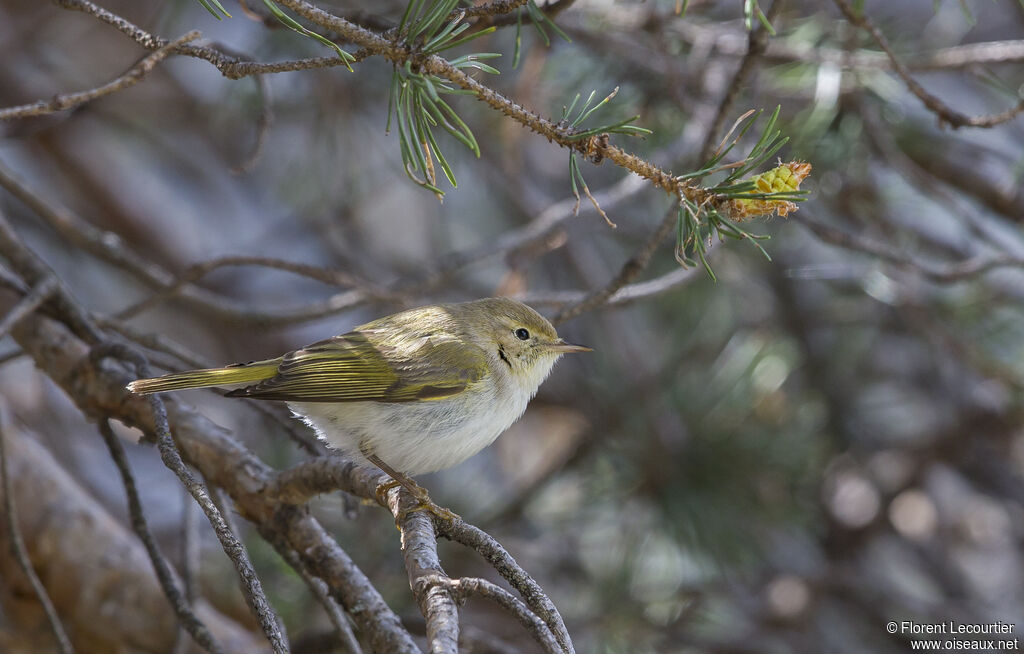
[439,520,575,654]
[54,0,726,214]
[0,276,58,339]
[463,0,529,19]
[114,254,388,320]
[0,415,273,652]
[552,205,679,324]
[97,419,224,654]
[519,266,702,314]
[0,164,374,326]
[0,207,288,652]
[0,31,201,121]
[268,457,576,654]
[175,484,203,654]
[662,14,1024,70]
[274,544,365,654]
[470,0,577,28]
[450,577,563,654]
[89,345,290,654]
[798,214,1024,282]
[380,491,460,654]
[697,0,782,162]
[21,313,420,651]
[0,209,420,652]
[833,0,1024,129]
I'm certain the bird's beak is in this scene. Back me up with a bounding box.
[547,339,592,353]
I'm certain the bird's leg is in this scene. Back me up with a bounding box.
[365,453,460,522]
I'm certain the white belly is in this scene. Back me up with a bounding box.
[289,381,532,475]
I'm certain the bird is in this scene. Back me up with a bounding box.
[127,297,590,517]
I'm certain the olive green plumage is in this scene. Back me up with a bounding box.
[126,297,589,477]
[127,298,545,403]
[125,359,280,394]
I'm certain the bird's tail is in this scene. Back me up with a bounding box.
[126,359,280,395]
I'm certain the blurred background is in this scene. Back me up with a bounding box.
[2,0,1024,652]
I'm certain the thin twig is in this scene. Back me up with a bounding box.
[0,409,75,654]
[0,31,201,121]
[798,214,1024,282]
[634,8,1024,70]
[208,42,277,174]
[53,0,361,79]
[91,344,290,654]
[451,577,562,654]
[833,0,1024,129]
[522,266,702,309]
[0,263,29,294]
[856,99,1011,256]
[698,0,782,162]
[0,208,105,344]
[0,164,373,326]
[277,547,364,654]
[97,419,224,654]
[115,255,382,320]
[236,73,273,173]
[553,205,679,324]
[56,0,716,211]
[96,318,214,370]
[0,276,58,339]
[439,520,575,654]
[173,487,202,654]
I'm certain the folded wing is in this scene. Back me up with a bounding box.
[225,331,487,403]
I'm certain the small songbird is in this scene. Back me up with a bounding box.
[127,297,589,516]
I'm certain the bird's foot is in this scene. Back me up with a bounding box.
[373,477,460,523]
[366,453,461,523]
[375,479,402,506]
[405,484,461,523]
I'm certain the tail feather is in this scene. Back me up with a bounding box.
[127,360,280,395]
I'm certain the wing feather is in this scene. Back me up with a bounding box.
[225,331,486,403]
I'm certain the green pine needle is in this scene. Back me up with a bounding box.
[561,87,651,141]
[195,0,231,19]
[261,0,354,71]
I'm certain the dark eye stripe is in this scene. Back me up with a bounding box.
[515,328,530,340]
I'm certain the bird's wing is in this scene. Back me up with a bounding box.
[225,331,487,402]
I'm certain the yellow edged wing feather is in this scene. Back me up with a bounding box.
[224,331,487,403]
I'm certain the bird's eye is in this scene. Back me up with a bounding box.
[515,328,530,341]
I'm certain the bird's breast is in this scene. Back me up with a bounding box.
[290,379,533,475]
